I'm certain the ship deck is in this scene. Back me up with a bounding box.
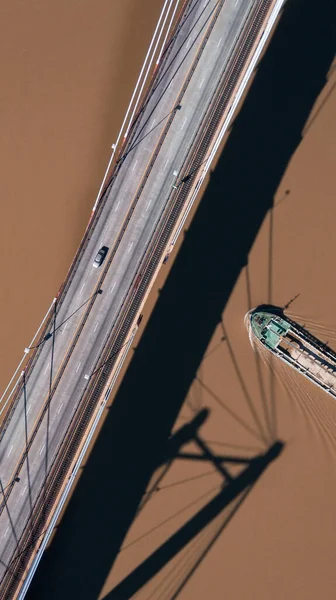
[250,309,336,398]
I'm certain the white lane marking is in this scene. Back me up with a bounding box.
[235,0,239,5]
[114,200,120,212]
[3,527,9,538]
[76,362,81,373]
[151,119,156,128]
[186,38,191,49]
[199,77,205,89]
[44,362,50,374]
[57,403,63,415]
[110,282,116,294]
[93,321,99,332]
[80,283,85,294]
[27,404,32,414]
[132,160,138,172]
[163,158,169,171]
[181,117,187,130]
[61,323,68,335]
[21,485,27,496]
[127,242,134,254]
[39,445,45,456]
[217,37,222,47]
[7,445,13,457]
[146,200,152,212]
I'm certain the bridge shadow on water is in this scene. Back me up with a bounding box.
[27,0,334,598]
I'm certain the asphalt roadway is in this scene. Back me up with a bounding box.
[0,0,255,582]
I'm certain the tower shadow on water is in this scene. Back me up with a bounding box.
[27,0,334,598]
[106,410,283,600]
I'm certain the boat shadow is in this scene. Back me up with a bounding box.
[27,0,335,598]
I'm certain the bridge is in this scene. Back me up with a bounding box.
[0,0,285,597]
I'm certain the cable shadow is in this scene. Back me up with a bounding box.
[0,479,19,562]
[120,485,219,557]
[202,440,262,452]
[245,262,253,311]
[302,80,336,137]
[124,0,219,153]
[267,205,274,306]
[135,459,173,518]
[105,0,217,189]
[26,1,334,598]
[220,322,270,444]
[170,485,253,600]
[252,336,276,441]
[267,202,277,439]
[245,260,275,439]
[22,374,34,539]
[250,202,277,441]
[195,377,265,445]
[274,188,290,208]
[105,441,283,599]
[43,301,57,528]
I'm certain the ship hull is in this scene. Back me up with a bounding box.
[249,305,336,400]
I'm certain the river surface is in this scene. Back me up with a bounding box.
[1,1,336,599]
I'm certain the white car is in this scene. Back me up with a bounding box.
[93,246,109,268]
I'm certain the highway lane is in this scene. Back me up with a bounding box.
[0,0,256,580]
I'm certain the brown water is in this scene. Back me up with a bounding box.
[2,1,336,599]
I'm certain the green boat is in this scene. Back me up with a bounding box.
[249,305,336,399]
